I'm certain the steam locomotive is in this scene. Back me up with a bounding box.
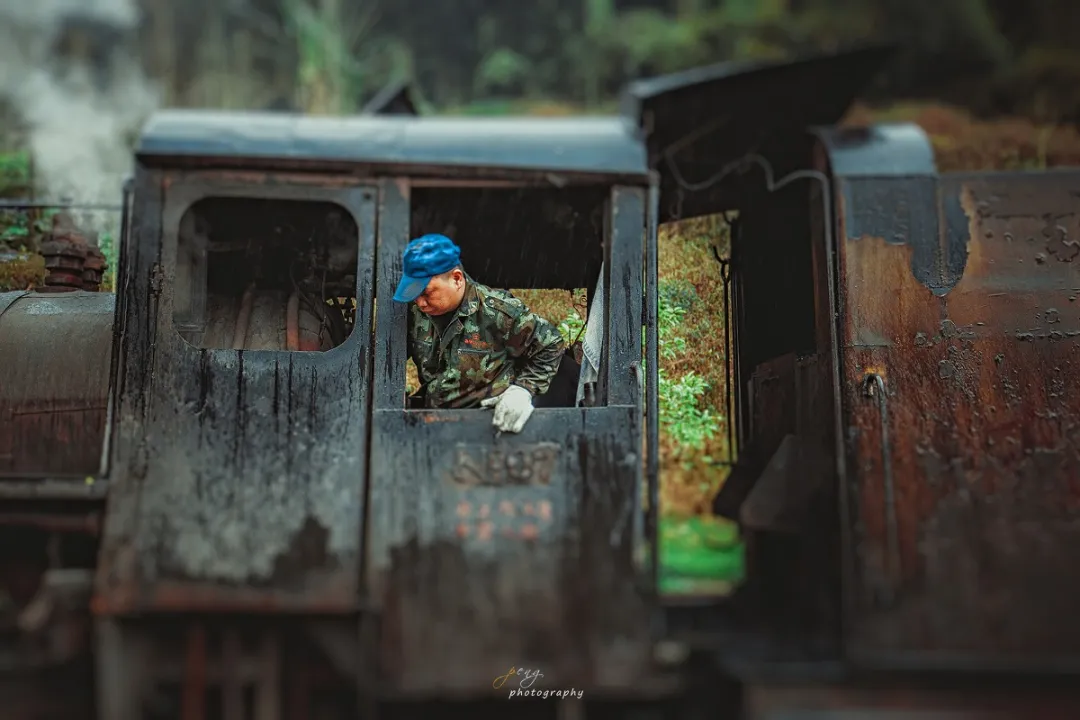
[2,44,1080,719]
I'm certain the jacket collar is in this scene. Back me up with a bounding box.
[454,276,481,319]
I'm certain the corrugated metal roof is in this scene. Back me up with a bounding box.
[136,110,650,177]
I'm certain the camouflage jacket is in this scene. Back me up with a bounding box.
[407,278,566,409]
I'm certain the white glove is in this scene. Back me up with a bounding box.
[479,385,534,434]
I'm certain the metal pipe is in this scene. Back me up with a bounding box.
[645,174,661,601]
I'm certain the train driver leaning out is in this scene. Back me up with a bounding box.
[392,233,566,433]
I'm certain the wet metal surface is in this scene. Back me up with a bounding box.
[137,111,650,180]
[829,126,1080,666]
[93,170,377,613]
[0,290,115,478]
[368,408,652,694]
[366,178,655,695]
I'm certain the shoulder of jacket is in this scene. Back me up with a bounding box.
[475,283,527,318]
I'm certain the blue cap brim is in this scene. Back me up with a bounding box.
[393,274,432,303]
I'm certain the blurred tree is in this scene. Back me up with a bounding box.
[121,0,1078,122]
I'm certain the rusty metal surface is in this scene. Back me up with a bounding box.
[93,170,377,614]
[367,407,654,695]
[812,125,936,179]
[829,125,1080,666]
[0,290,114,478]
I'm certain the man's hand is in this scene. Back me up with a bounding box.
[479,385,534,433]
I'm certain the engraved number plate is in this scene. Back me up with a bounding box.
[449,443,560,487]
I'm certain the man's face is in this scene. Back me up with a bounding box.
[415,269,466,316]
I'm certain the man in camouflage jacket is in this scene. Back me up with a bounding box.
[392,233,566,433]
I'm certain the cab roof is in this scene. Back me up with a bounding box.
[136,111,650,179]
[136,44,895,212]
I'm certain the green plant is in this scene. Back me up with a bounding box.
[659,369,719,454]
[0,151,31,195]
[557,309,586,346]
[98,231,117,291]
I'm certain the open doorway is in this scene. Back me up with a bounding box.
[655,212,744,600]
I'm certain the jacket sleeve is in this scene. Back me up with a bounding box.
[504,309,566,397]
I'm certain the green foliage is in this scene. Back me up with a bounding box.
[659,278,698,314]
[659,369,719,454]
[0,151,30,195]
[557,309,586,347]
[474,48,532,96]
[657,302,688,360]
[98,231,117,291]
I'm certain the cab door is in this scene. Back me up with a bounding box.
[95,168,377,614]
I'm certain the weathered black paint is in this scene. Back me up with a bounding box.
[365,178,655,694]
[367,408,653,694]
[606,187,646,408]
[817,125,970,297]
[94,169,377,612]
[841,177,957,294]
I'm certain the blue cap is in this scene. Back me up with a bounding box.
[393,234,463,303]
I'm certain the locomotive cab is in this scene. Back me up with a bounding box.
[84,107,675,718]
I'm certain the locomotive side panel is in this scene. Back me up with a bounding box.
[94,169,378,614]
[835,150,1080,664]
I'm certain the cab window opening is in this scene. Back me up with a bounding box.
[173,197,359,352]
[402,185,609,411]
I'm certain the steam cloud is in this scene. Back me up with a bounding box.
[0,0,161,208]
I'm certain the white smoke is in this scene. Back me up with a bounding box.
[0,0,161,207]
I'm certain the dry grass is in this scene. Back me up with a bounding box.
[0,251,44,290]
[844,102,1080,171]
[654,216,733,517]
